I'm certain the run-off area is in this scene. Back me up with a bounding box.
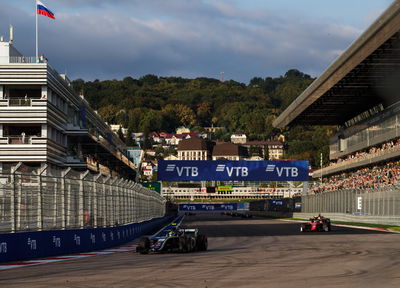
[1,213,399,288]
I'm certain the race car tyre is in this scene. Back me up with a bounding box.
[191,237,197,252]
[186,238,194,252]
[196,235,204,251]
[196,235,208,251]
[179,237,187,253]
[137,237,151,254]
[202,236,208,251]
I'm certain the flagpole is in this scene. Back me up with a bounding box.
[35,0,38,62]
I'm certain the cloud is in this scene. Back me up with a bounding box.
[0,1,366,82]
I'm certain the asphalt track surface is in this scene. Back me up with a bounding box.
[1,213,400,288]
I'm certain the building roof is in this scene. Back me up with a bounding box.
[177,137,210,151]
[149,132,159,137]
[273,0,400,127]
[213,142,248,157]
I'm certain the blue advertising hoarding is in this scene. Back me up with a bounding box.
[179,203,238,211]
[0,216,173,264]
[158,160,308,181]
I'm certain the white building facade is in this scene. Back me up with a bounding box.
[0,38,136,178]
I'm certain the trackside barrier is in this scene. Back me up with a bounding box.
[0,164,166,233]
[179,203,238,211]
[0,215,173,264]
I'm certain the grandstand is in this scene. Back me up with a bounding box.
[273,1,400,220]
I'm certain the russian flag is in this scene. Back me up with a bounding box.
[37,1,55,19]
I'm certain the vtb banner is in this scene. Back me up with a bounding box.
[179,203,238,211]
[158,160,309,181]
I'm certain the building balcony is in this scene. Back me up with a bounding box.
[0,99,47,124]
[313,144,400,178]
[0,136,46,145]
[0,98,47,107]
[0,137,47,162]
[64,123,88,135]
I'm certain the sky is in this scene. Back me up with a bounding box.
[0,0,395,83]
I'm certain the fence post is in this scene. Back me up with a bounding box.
[110,177,119,226]
[121,179,126,225]
[93,173,102,228]
[79,170,90,229]
[10,162,22,233]
[37,164,48,231]
[128,181,135,223]
[61,168,71,229]
[103,175,111,226]
[132,183,138,222]
[116,178,124,225]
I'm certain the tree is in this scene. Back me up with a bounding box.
[74,69,329,166]
[115,110,129,127]
[264,145,270,160]
[139,110,163,133]
[98,105,120,123]
[139,74,159,86]
[196,102,212,126]
[117,127,125,142]
[249,77,264,87]
[175,104,197,127]
[125,128,136,146]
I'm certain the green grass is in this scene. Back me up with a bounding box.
[387,226,400,232]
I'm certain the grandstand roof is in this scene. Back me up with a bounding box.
[273,0,400,128]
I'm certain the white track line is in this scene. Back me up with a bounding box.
[0,245,137,271]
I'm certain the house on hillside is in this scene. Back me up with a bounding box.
[164,154,178,160]
[242,141,284,160]
[176,126,191,134]
[141,161,156,178]
[204,126,224,133]
[132,133,144,143]
[149,132,161,143]
[231,133,247,144]
[110,124,128,137]
[212,142,248,160]
[177,138,213,160]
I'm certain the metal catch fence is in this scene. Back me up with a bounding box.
[302,185,400,216]
[0,164,166,233]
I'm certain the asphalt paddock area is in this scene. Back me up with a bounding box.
[1,214,400,288]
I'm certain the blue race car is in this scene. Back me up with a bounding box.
[136,228,207,254]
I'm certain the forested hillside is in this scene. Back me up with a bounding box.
[71,69,332,167]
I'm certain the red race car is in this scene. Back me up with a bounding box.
[300,215,331,232]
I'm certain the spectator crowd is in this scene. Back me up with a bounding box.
[328,138,400,167]
[311,137,400,194]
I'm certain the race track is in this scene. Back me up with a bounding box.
[1,213,400,288]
